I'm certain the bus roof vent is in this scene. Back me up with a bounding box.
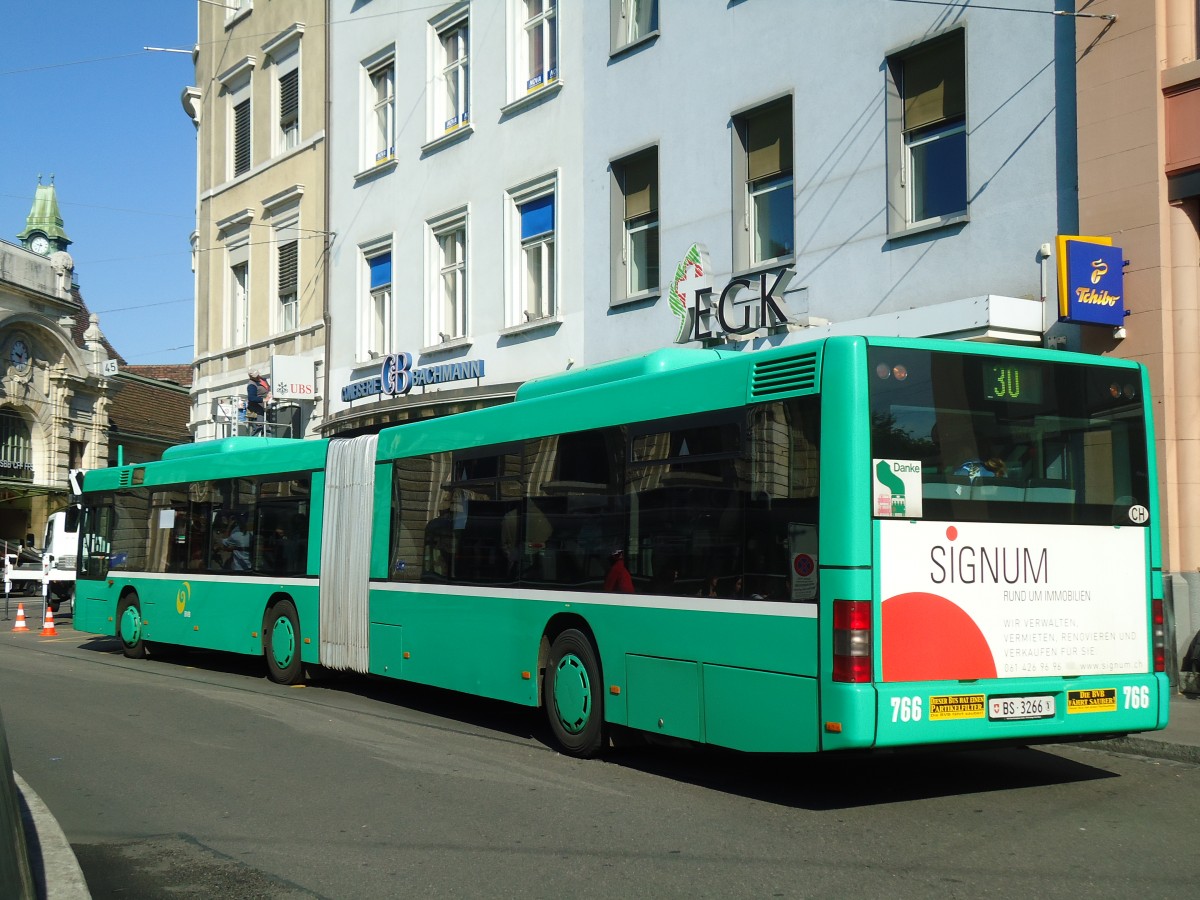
[750,352,818,399]
[516,347,713,402]
[118,469,134,487]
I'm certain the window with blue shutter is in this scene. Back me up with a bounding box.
[520,195,554,241]
[369,252,392,290]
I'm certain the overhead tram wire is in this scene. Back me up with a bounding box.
[0,192,333,241]
[121,343,195,361]
[885,0,1116,18]
[0,3,475,80]
[0,1,1113,82]
[0,51,146,78]
[94,298,193,315]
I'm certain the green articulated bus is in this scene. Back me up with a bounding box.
[73,335,1169,757]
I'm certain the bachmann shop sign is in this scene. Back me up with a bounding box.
[342,352,485,402]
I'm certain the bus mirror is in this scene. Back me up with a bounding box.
[64,506,80,533]
[68,469,84,498]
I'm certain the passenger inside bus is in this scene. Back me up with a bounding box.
[603,549,633,593]
[223,515,251,571]
[210,516,230,569]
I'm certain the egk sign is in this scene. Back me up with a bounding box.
[669,243,795,343]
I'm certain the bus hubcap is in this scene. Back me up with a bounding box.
[120,606,142,646]
[553,653,591,734]
[272,617,296,667]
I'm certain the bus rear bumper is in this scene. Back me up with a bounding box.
[870,674,1168,749]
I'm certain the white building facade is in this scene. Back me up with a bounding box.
[324,0,1078,434]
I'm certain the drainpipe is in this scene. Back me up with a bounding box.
[1169,198,1200,685]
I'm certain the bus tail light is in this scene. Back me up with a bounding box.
[1152,599,1165,673]
[833,600,872,683]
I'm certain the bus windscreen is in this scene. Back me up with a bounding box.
[868,347,1151,526]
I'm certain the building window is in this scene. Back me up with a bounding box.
[430,212,468,344]
[229,259,249,346]
[611,0,657,52]
[279,66,299,152]
[264,26,304,156]
[232,88,252,177]
[611,147,659,300]
[0,410,33,481]
[733,99,794,268]
[226,0,252,25]
[518,190,555,322]
[519,0,557,94]
[886,30,967,232]
[277,239,298,332]
[433,11,469,136]
[69,440,86,471]
[361,246,393,359]
[507,178,557,327]
[367,54,396,166]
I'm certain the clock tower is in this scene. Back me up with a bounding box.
[16,175,72,256]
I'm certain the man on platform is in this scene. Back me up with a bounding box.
[246,368,272,435]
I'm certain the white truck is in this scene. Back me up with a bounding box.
[3,507,79,614]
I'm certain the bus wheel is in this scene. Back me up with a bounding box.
[117,595,147,660]
[264,600,302,685]
[545,629,605,758]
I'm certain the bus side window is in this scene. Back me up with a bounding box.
[628,415,744,597]
[112,490,151,572]
[185,507,213,571]
[255,502,308,576]
[254,474,311,575]
[149,490,189,574]
[523,429,626,590]
[413,447,522,587]
[80,504,114,579]
[393,453,448,582]
[747,398,821,602]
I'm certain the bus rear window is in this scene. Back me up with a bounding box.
[868,347,1150,526]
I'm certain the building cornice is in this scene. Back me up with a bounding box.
[214,208,255,234]
[263,23,305,59]
[262,184,305,215]
[217,55,257,89]
[198,133,325,203]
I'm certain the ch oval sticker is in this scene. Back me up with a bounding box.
[1128,505,1149,525]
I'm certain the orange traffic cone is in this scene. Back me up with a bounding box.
[12,602,28,633]
[39,605,57,637]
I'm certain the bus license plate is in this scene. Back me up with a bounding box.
[988,695,1056,721]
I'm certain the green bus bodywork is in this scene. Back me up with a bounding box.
[73,336,1168,755]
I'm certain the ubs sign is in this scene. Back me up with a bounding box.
[669,243,795,344]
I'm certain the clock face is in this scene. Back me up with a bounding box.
[10,339,30,373]
[29,235,49,255]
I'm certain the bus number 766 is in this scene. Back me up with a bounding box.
[891,696,923,722]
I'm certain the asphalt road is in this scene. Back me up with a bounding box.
[2,621,1197,899]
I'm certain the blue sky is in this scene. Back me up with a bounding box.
[0,2,198,365]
